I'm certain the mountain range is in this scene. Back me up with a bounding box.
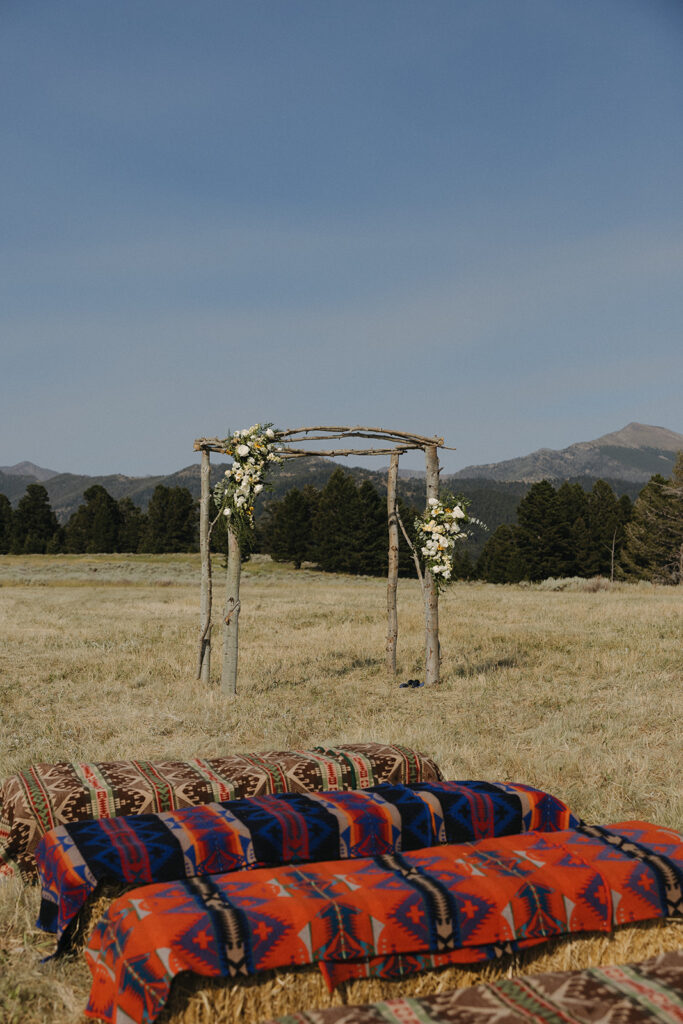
[1,422,681,525]
[451,423,683,483]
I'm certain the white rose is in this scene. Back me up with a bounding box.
[223,508,231,517]
[236,444,250,457]
[254,483,264,494]
[453,506,465,519]
[428,497,439,507]
[265,428,274,438]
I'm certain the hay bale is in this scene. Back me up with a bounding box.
[157,917,683,1024]
[60,882,129,954]
[2,743,443,882]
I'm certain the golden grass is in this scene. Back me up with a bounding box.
[0,553,681,1023]
[161,918,683,1024]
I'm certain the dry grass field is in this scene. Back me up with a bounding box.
[0,553,681,1023]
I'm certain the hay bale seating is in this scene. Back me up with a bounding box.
[0,743,442,882]
[35,780,577,953]
[165,923,683,1024]
[83,821,683,1024]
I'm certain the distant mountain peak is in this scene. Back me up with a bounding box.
[0,460,60,481]
[583,422,683,451]
[452,423,683,484]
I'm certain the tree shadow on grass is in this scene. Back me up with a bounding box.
[452,655,522,678]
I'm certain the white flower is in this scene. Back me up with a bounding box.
[453,506,465,519]
[236,444,250,457]
[223,508,231,517]
[254,483,264,494]
[428,497,439,506]
[265,428,274,438]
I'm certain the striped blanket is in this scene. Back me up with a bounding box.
[84,821,683,1024]
[264,949,683,1024]
[0,743,441,881]
[36,780,577,949]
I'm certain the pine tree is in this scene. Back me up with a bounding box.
[313,469,365,574]
[450,546,476,580]
[515,481,563,580]
[0,494,12,554]
[586,480,622,578]
[117,497,145,553]
[64,485,121,553]
[11,484,60,553]
[477,524,524,583]
[395,497,420,579]
[555,482,589,575]
[261,486,319,568]
[620,456,683,584]
[570,516,592,576]
[356,480,387,576]
[141,485,198,553]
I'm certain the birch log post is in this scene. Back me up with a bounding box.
[222,528,241,695]
[424,445,441,685]
[197,449,212,683]
[385,451,399,675]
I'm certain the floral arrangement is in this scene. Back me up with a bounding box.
[415,493,471,589]
[212,423,282,539]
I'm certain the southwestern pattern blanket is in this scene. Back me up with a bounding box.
[0,743,441,881]
[36,780,577,949]
[264,949,683,1024]
[84,821,683,1024]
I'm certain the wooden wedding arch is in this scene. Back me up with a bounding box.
[193,426,455,694]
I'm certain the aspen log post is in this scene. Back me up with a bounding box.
[385,451,400,675]
[222,528,241,695]
[424,445,441,685]
[197,449,212,683]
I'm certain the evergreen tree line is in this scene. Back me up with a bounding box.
[257,469,426,577]
[0,484,198,554]
[477,454,683,585]
[2,455,681,585]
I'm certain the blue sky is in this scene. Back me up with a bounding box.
[1,0,682,475]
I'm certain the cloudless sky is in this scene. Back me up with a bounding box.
[1,0,682,475]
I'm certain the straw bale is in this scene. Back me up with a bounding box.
[60,882,129,954]
[157,917,683,1024]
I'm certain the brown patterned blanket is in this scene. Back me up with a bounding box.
[264,949,683,1024]
[0,743,442,881]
